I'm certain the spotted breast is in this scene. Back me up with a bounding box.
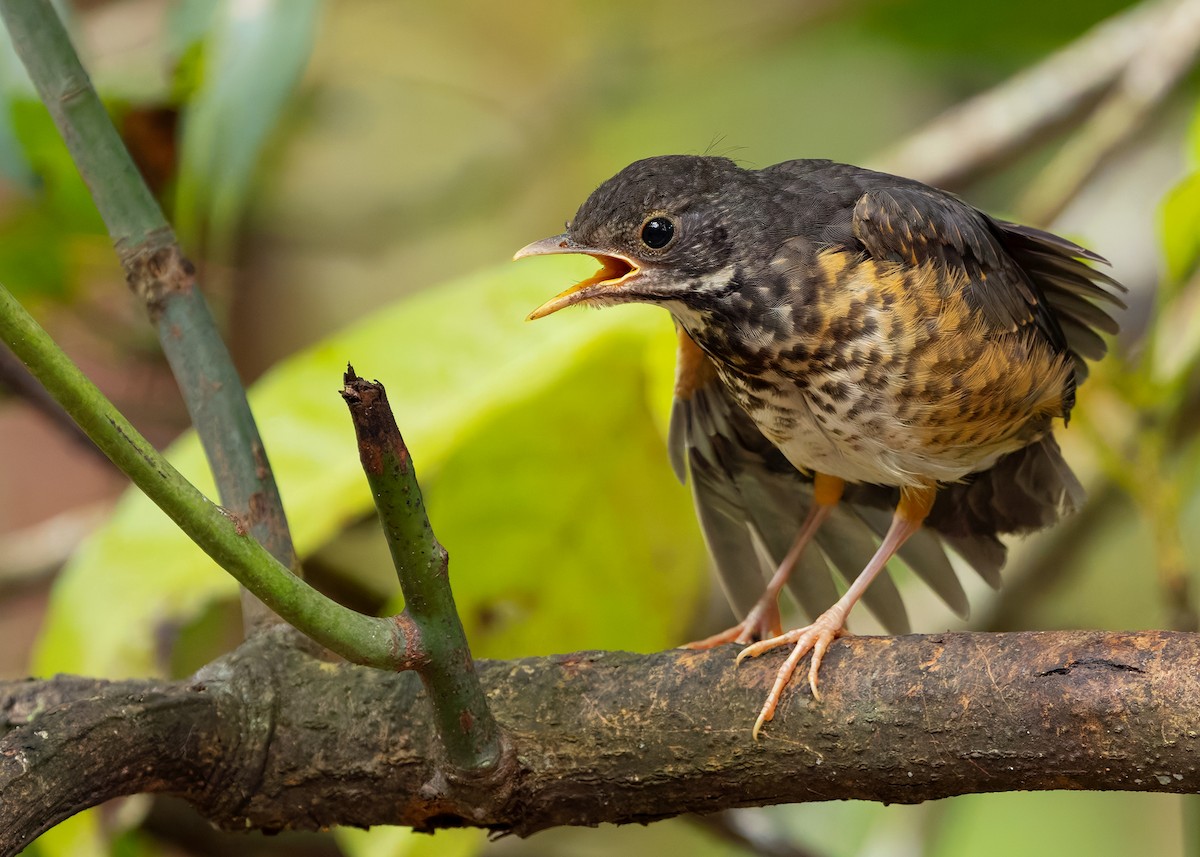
[688,239,1075,489]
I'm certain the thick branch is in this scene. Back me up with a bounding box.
[4,630,1200,855]
[341,368,505,770]
[0,677,222,850]
[0,0,296,631]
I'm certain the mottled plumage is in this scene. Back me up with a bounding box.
[517,155,1124,736]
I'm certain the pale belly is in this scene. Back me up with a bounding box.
[716,365,1027,489]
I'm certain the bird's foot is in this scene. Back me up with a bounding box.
[682,601,782,650]
[735,609,850,739]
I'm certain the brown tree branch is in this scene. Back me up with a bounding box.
[872,0,1173,190]
[1017,0,1200,225]
[3,629,1200,855]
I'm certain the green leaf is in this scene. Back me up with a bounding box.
[397,323,701,657]
[1160,172,1200,283]
[0,100,112,301]
[335,826,483,857]
[1159,100,1200,283]
[28,812,107,857]
[1188,98,1200,166]
[858,0,1133,71]
[930,792,1181,857]
[34,256,705,677]
[173,0,320,255]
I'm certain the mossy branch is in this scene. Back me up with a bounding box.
[4,629,1200,856]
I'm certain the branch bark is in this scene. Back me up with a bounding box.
[4,629,1200,855]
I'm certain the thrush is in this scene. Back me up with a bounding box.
[515,155,1124,737]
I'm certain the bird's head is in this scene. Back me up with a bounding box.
[516,155,753,320]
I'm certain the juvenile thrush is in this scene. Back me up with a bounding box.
[515,155,1124,737]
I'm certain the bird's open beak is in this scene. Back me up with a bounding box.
[513,234,640,320]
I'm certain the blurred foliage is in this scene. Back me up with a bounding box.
[172,0,321,260]
[1161,105,1200,282]
[858,0,1133,75]
[1063,95,1200,634]
[336,826,481,857]
[0,0,317,304]
[0,101,108,300]
[7,0,1200,856]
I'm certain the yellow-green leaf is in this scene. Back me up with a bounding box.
[35,256,705,677]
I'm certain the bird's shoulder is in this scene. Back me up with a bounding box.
[757,160,1073,357]
[758,159,934,207]
[759,160,1004,263]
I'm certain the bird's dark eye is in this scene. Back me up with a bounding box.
[641,217,675,249]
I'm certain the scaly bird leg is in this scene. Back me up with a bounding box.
[737,484,936,739]
[686,474,845,649]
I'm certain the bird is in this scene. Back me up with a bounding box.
[514,155,1124,738]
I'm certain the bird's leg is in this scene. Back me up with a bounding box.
[737,484,936,739]
[685,473,845,649]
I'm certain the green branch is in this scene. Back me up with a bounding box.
[0,283,397,670]
[0,0,295,631]
[341,368,503,769]
[0,1,506,773]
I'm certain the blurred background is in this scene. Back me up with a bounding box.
[2,0,1200,855]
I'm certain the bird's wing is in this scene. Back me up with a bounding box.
[990,218,1125,381]
[669,329,978,633]
[847,184,1123,566]
[851,187,1066,346]
[849,185,1124,385]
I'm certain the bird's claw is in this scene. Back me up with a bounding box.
[683,601,782,650]
[683,625,755,649]
[736,613,849,740]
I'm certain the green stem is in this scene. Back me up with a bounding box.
[342,369,503,770]
[0,283,399,670]
[0,0,295,631]
[0,1,163,245]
